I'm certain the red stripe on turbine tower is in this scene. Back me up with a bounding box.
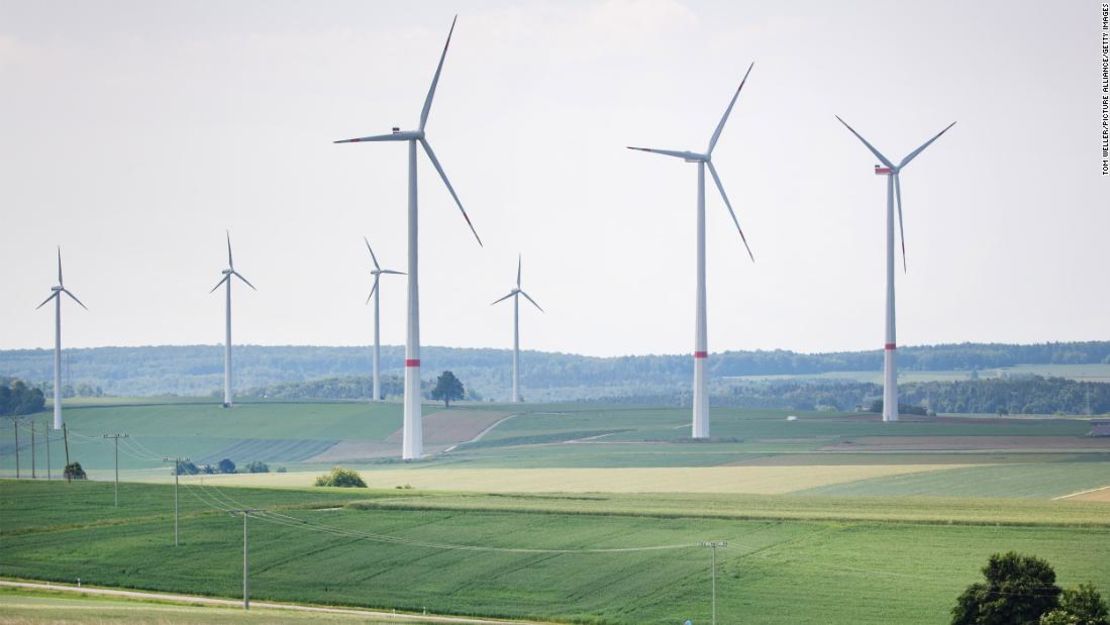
[884,343,896,350]
[405,359,421,367]
[694,351,708,359]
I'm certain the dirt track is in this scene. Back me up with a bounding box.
[0,579,552,625]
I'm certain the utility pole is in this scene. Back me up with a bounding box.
[699,540,727,625]
[230,509,259,610]
[13,419,20,479]
[62,423,70,476]
[162,457,188,546]
[30,421,36,479]
[102,433,129,506]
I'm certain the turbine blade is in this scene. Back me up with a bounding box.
[835,116,894,169]
[379,269,405,275]
[894,174,907,273]
[516,254,521,289]
[363,236,381,270]
[57,246,63,286]
[209,275,230,294]
[419,15,457,132]
[490,291,514,305]
[898,121,957,169]
[232,271,257,291]
[226,231,233,269]
[334,133,408,144]
[520,290,544,312]
[365,277,379,305]
[420,138,482,246]
[36,292,59,310]
[707,62,754,154]
[707,162,754,262]
[63,289,88,310]
[626,146,694,160]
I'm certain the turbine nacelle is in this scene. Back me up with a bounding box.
[50,286,63,292]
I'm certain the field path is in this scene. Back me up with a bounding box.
[0,579,554,625]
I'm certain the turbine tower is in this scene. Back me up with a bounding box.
[836,116,955,422]
[628,63,756,440]
[363,237,404,403]
[36,247,87,430]
[491,255,543,403]
[336,16,481,460]
[209,232,256,408]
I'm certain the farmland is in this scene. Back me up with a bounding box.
[3,480,1110,625]
[2,399,1109,624]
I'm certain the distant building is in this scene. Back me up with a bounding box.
[1089,420,1110,437]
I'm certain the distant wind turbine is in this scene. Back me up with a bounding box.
[36,247,87,430]
[491,255,543,403]
[209,232,256,408]
[627,62,756,440]
[336,16,481,460]
[836,115,955,422]
[363,237,404,403]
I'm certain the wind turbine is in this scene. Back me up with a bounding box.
[836,116,955,422]
[491,255,543,403]
[36,247,87,430]
[209,232,256,408]
[363,237,404,403]
[627,63,756,440]
[335,16,481,460]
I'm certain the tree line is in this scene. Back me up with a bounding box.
[0,378,45,416]
[1,341,1107,404]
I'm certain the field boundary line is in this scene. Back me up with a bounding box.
[443,413,522,453]
[0,579,557,625]
[1053,485,1110,500]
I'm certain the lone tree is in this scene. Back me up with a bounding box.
[217,458,236,474]
[951,552,1062,625]
[430,370,464,408]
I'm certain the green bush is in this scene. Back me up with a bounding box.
[63,462,87,481]
[314,466,367,488]
[244,460,269,473]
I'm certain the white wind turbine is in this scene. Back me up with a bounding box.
[363,237,404,403]
[336,16,481,460]
[36,247,87,430]
[209,232,256,408]
[836,116,955,422]
[491,255,543,403]
[628,63,756,440]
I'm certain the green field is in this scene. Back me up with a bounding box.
[3,401,1108,500]
[0,587,438,624]
[3,480,1110,625]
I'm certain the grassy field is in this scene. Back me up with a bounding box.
[3,401,1107,499]
[3,480,1110,625]
[0,587,445,624]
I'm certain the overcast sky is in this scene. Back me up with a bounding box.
[1,0,1106,356]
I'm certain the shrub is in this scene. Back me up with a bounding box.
[243,461,269,474]
[314,467,367,488]
[63,462,87,481]
[276,466,287,473]
[217,458,236,474]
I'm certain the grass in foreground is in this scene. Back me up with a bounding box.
[3,480,1110,625]
[0,587,430,625]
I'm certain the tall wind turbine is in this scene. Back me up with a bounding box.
[491,255,543,403]
[363,237,404,403]
[836,116,955,422]
[627,63,756,440]
[36,247,87,430]
[335,16,481,460]
[209,232,256,408]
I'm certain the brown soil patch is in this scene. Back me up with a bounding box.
[820,436,1110,452]
[384,409,514,445]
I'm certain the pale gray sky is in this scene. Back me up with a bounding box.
[1,0,1106,356]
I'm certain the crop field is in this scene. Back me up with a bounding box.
[2,401,1107,499]
[724,362,1110,384]
[0,587,435,625]
[2,480,1110,625]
